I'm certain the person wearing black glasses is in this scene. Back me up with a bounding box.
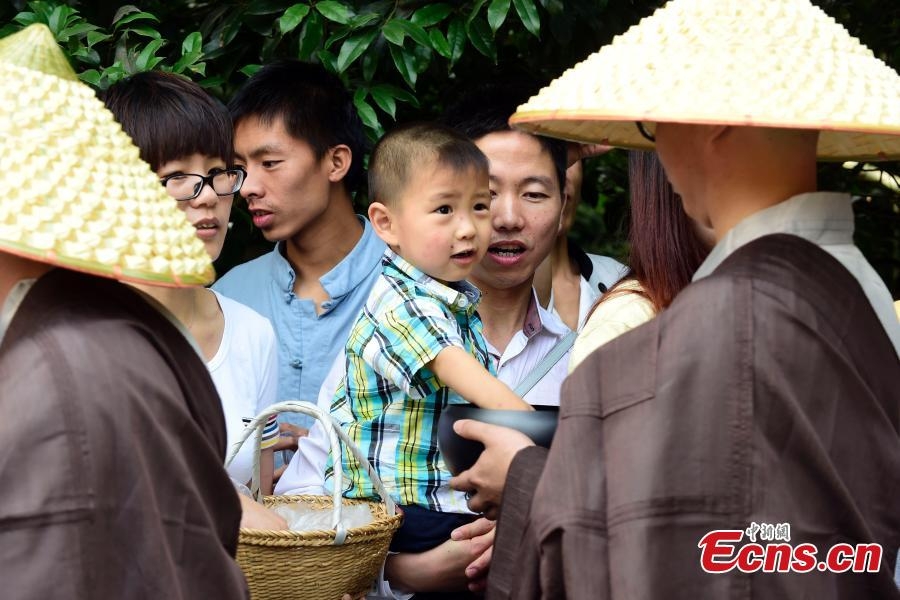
[103,72,285,517]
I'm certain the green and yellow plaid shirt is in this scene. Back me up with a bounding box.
[330,249,492,512]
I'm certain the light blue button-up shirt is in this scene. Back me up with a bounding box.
[213,217,386,428]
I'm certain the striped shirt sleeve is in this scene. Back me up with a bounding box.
[361,296,465,399]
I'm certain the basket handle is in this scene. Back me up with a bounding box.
[225,400,397,545]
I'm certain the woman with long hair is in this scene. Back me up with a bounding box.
[569,150,712,370]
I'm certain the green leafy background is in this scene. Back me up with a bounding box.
[2,0,897,294]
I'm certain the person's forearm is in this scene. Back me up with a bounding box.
[260,448,275,495]
[431,346,532,411]
[384,546,470,593]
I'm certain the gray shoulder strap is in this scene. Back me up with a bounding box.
[513,330,577,398]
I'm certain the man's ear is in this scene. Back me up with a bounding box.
[557,193,569,235]
[326,144,352,183]
[368,202,398,246]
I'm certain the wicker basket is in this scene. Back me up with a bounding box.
[226,401,403,600]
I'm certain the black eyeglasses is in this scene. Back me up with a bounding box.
[160,167,246,201]
[636,121,656,143]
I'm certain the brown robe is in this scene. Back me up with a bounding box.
[0,269,248,599]
[489,235,900,599]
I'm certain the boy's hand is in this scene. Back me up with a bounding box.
[451,518,496,592]
[271,422,309,452]
[449,420,534,520]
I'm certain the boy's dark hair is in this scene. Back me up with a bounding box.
[101,71,232,172]
[228,59,366,194]
[440,82,567,194]
[369,122,489,207]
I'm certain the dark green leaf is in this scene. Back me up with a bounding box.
[381,20,405,46]
[316,1,354,25]
[79,69,101,87]
[135,39,165,71]
[112,5,141,23]
[539,0,564,15]
[395,21,431,48]
[336,28,377,73]
[369,85,397,119]
[361,51,378,82]
[466,18,495,62]
[446,17,465,65]
[86,31,112,47]
[411,41,432,75]
[58,23,98,42]
[297,11,324,60]
[71,46,101,66]
[182,31,202,55]
[428,28,452,59]
[113,11,159,30]
[324,26,351,50]
[221,13,244,46]
[353,93,381,131]
[0,24,20,38]
[487,0,511,33]
[466,0,488,26]
[349,13,381,28]
[246,0,288,15]
[316,49,338,73]
[199,75,227,87]
[12,12,37,27]
[373,83,418,106]
[411,4,453,28]
[389,43,417,89]
[240,64,263,77]
[128,26,162,40]
[512,0,540,37]
[279,4,310,35]
[48,5,71,35]
[188,62,207,76]
[260,33,282,61]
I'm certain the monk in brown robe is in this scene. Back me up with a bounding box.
[0,25,247,599]
[450,1,900,597]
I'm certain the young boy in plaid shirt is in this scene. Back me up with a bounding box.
[330,123,532,553]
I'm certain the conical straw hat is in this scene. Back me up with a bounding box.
[510,0,900,161]
[0,24,214,286]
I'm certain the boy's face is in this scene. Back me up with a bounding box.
[388,162,492,283]
[470,130,564,291]
[233,116,333,242]
[156,152,233,261]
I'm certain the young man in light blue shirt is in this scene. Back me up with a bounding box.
[213,60,386,434]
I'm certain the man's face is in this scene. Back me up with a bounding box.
[233,116,333,242]
[471,130,563,291]
[654,122,709,227]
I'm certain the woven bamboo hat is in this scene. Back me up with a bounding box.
[510,0,900,161]
[0,24,214,286]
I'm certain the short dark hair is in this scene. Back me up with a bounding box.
[369,122,489,207]
[101,71,232,172]
[440,82,567,194]
[228,59,366,194]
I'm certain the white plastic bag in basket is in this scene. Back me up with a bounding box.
[272,502,375,532]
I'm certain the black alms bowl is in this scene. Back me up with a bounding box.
[437,404,559,475]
